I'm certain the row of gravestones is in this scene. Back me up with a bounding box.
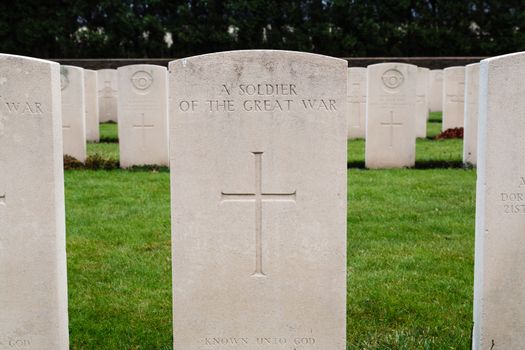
[0,50,521,349]
[61,65,169,167]
[348,64,480,168]
[63,63,476,170]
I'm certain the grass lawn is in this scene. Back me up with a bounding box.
[69,112,473,349]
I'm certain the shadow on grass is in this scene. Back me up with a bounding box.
[347,160,470,170]
[98,137,119,143]
[64,155,169,172]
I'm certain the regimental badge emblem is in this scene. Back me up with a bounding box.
[381,69,404,90]
[131,70,153,92]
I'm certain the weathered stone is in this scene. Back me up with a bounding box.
[84,69,99,142]
[365,63,417,168]
[416,67,430,138]
[429,69,443,112]
[97,69,118,123]
[170,51,347,350]
[347,67,366,139]
[61,65,86,162]
[0,54,69,349]
[117,64,169,167]
[473,52,525,349]
[442,66,465,130]
[463,63,479,165]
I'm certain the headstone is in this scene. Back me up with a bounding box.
[442,66,465,130]
[347,67,366,139]
[429,69,443,112]
[117,64,169,167]
[97,69,118,123]
[415,67,430,138]
[365,63,417,168]
[170,51,347,349]
[61,65,86,162]
[0,54,69,349]
[463,63,479,165]
[84,69,99,142]
[473,52,525,349]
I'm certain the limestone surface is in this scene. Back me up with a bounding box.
[365,63,417,168]
[61,65,86,162]
[170,50,347,350]
[0,54,69,350]
[473,52,525,349]
[347,67,366,139]
[117,64,169,167]
[84,69,99,142]
[442,66,465,130]
[97,69,118,122]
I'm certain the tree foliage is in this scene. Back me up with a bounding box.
[0,0,523,58]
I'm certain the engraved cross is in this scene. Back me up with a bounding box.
[100,81,117,119]
[349,82,365,128]
[133,113,154,149]
[380,111,403,148]
[0,193,5,205]
[221,152,296,277]
[448,81,465,103]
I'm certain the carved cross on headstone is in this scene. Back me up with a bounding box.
[221,152,296,277]
[0,193,5,205]
[100,81,117,119]
[380,111,403,148]
[133,112,154,149]
[349,82,366,128]
[448,81,465,103]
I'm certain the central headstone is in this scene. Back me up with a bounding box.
[0,54,69,349]
[365,63,417,168]
[170,50,347,349]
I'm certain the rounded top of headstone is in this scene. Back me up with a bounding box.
[481,51,525,66]
[444,66,465,72]
[169,50,347,71]
[0,54,58,68]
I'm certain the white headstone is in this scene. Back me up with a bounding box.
[416,67,430,138]
[365,63,417,168]
[463,63,479,165]
[347,67,366,139]
[117,64,169,167]
[170,50,347,349]
[442,66,465,130]
[84,69,99,142]
[473,51,525,349]
[429,69,443,112]
[97,69,118,123]
[0,54,69,349]
[61,65,86,162]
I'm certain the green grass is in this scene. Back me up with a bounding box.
[87,142,119,161]
[99,122,119,143]
[67,111,474,349]
[346,168,475,349]
[66,170,172,350]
